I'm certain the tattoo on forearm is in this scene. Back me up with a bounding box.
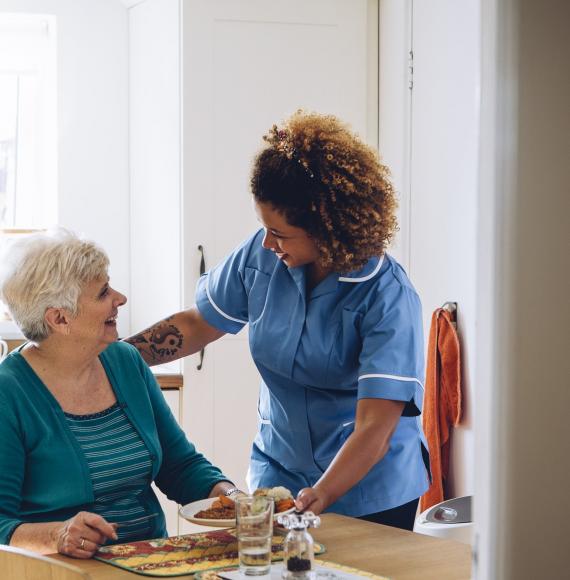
[127,334,150,345]
[125,316,184,363]
[149,324,183,358]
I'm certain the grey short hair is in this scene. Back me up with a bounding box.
[0,229,109,342]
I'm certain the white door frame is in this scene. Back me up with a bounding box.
[473,0,519,575]
[476,0,570,577]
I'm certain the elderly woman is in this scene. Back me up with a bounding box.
[0,230,237,558]
[127,111,429,531]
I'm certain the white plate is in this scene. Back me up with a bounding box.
[179,498,295,527]
[179,498,235,527]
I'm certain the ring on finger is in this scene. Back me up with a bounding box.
[80,537,86,550]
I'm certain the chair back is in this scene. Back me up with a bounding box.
[0,544,91,579]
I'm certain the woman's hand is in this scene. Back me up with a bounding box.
[55,511,118,559]
[295,486,330,515]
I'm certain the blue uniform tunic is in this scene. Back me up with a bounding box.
[196,229,430,517]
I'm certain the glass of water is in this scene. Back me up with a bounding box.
[235,495,274,575]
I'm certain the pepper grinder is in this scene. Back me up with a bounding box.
[277,511,321,580]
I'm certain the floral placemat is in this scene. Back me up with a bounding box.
[94,529,325,577]
[195,560,390,580]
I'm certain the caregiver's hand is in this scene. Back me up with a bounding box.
[295,486,330,515]
[56,511,118,559]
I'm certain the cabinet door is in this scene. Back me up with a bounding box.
[152,389,181,536]
[182,0,377,504]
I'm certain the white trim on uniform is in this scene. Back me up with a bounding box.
[259,418,271,425]
[358,372,425,391]
[338,254,385,283]
[205,273,248,325]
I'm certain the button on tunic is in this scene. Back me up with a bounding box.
[196,230,429,516]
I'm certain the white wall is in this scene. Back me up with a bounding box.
[380,0,479,502]
[409,0,480,501]
[378,0,412,269]
[0,0,130,336]
[128,0,182,345]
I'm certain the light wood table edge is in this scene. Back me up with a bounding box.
[311,514,472,580]
[154,374,183,390]
[0,544,90,579]
[48,513,472,580]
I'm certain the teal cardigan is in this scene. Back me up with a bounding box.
[0,341,229,545]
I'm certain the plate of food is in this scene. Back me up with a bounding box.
[179,486,296,527]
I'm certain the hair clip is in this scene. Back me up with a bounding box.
[272,127,314,179]
[295,155,315,179]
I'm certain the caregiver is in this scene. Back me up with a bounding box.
[127,111,430,531]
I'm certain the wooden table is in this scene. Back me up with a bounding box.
[51,514,471,580]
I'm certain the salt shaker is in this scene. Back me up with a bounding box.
[277,511,321,580]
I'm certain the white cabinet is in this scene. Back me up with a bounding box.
[129,0,185,538]
[152,388,182,536]
[129,0,378,518]
[181,0,378,495]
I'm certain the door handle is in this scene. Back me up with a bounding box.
[197,245,206,370]
[198,244,206,276]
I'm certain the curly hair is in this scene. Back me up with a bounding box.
[250,111,398,272]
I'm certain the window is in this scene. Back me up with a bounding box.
[0,14,57,228]
[0,14,56,336]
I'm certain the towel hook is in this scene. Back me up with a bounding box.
[441,302,458,328]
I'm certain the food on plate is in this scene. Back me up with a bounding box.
[253,486,296,512]
[193,487,295,520]
[194,494,235,519]
[275,498,296,512]
[253,486,291,501]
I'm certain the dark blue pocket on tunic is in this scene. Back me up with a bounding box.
[313,421,355,472]
[325,308,363,388]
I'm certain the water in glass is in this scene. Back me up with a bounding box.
[236,495,274,576]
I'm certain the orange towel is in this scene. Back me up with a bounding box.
[419,308,462,513]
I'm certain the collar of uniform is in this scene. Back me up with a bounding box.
[288,264,339,299]
[310,271,339,298]
[338,254,386,283]
[288,264,306,297]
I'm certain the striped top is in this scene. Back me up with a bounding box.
[64,402,156,543]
